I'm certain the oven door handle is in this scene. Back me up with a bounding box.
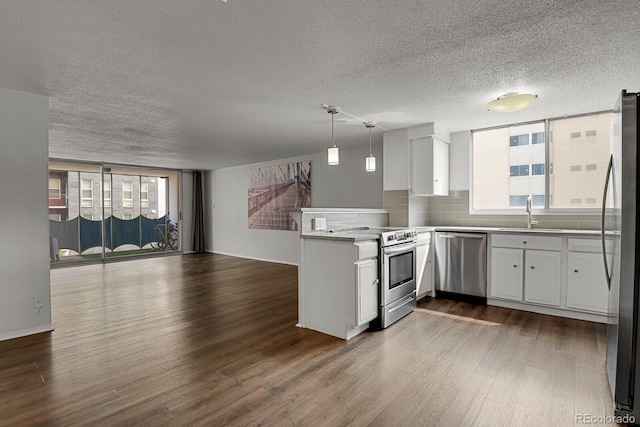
[382,242,417,255]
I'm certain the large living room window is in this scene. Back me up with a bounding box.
[48,161,181,265]
[471,111,612,213]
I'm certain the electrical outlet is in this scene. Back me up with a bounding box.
[33,295,43,309]
[311,218,327,231]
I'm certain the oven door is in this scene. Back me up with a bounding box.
[381,242,417,306]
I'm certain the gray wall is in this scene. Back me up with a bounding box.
[205,143,383,264]
[0,87,51,340]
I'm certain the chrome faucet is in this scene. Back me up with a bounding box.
[526,196,539,229]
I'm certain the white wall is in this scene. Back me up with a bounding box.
[383,128,410,190]
[450,130,470,191]
[206,143,383,264]
[0,87,51,341]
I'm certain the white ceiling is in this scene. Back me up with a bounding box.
[1,1,638,170]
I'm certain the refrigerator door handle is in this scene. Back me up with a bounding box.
[601,154,613,290]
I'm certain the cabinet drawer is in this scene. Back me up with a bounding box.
[568,238,611,253]
[492,234,561,251]
[356,240,379,260]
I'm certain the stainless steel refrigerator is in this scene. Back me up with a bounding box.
[604,90,639,420]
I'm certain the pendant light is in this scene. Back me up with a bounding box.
[327,106,340,165]
[365,121,376,172]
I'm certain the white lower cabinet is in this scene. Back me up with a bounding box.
[524,250,561,306]
[356,258,379,325]
[489,234,608,322]
[567,252,608,313]
[490,235,561,307]
[416,242,433,298]
[301,238,379,340]
[490,247,523,301]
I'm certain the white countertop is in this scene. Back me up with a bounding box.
[301,225,601,242]
[277,207,388,213]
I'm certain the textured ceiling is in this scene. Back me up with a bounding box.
[0,0,638,170]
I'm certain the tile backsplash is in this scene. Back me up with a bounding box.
[384,190,601,230]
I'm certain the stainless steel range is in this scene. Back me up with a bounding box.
[372,228,418,329]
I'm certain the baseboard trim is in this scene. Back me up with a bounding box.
[488,299,607,323]
[207,250,298,266]
[0,324,54,342]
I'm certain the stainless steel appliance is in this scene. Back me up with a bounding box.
[373,229,418,329]
[603,90,638,421]
[434,232,487,301]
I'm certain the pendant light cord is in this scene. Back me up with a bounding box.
[331,111,336,149]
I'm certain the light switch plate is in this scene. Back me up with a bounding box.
[311,217,327,231]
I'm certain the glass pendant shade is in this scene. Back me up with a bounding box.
[366,155,376,172]
[328,146,339,165]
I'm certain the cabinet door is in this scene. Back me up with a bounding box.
[432,138,449,196]
[567,252,608,313]
[356,258,379,325]
[490,247,523,301]
[409,136,449,196]
[416,243,432,298]
[524,250,561,306]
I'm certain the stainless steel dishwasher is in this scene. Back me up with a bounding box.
[435,232,487,300]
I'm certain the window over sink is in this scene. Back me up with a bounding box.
[471,111,612,214]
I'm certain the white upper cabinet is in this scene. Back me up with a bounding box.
[410,136,449,196]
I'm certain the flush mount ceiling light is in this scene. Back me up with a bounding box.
[365,121,376,172]
[486,92,538,112]
[326,106,340,165]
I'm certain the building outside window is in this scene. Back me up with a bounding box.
[81,179,93,207]
[471,111,611,212]
[104,181,111,207]
[123,181,133,208]
[48,178,61,199]
[49,214,61,221]
[140,182,149,208]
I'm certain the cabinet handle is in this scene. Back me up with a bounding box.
[373,279,379,286]
[530,265,535,269]
[513,264,518,268]
[574,269,579,273]
[523,241,527,244]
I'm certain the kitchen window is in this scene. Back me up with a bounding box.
[471,111,612,213]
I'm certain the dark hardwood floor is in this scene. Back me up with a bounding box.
[0,254,619,426]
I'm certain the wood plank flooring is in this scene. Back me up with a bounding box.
[0,253,621,426]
